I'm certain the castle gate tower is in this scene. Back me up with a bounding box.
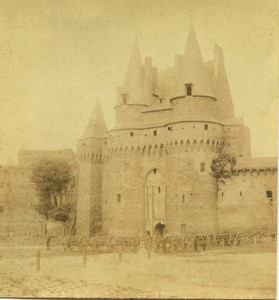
[145,169,167,235]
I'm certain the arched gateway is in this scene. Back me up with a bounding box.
[145,169,167,235]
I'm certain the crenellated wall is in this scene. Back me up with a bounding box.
[218,168,277,233]
[101,126,221,236]
[76,27,277,238]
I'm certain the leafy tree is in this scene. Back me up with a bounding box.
[31,158,72,234]
[211,153,236,184]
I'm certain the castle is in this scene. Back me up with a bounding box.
[76,26,277,237]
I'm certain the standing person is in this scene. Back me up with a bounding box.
[194,238,198,252]
[46,234,55,250]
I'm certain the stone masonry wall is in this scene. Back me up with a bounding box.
[218,169,277,233]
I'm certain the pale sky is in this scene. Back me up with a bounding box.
[0,0,278,165]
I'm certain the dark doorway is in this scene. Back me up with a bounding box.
[154,222,165,235]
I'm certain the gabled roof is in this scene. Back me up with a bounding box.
[174,26,215,98]
[80,99,107,139]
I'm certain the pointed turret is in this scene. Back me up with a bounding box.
[121,40,146,106]
[174,26,215,99]
[214,45,235,119]
[80,99,107,139]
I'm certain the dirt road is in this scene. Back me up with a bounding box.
[0,243,276,298]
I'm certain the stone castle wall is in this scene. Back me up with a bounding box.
[101,119,225,236]
[218,169,277,233]
[0,149,78,235]
[75,27,277,238]
[0,166,44,234]
[76,118,277,237]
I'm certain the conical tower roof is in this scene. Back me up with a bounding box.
[214,45,235,119]
[174,26,215,98]
[123,40,147,105]
[80,99,107,139]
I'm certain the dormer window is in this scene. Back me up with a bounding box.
[185,84,193,96]
[121,94,128,105]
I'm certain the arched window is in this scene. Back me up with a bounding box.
[121,94,128,105]
[185,84,193,96]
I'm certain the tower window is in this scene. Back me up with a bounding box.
[153,169,157,174]
[130,132,134,137]
[221,192,224,197]
[153,130,157,136]
[185,84,193,96]
[158,186,161,193]
[182,194,185,203]
[167,126,172,131]
[204,124,208,130]
[121,94,128,105]
[240,191,242,196]
[266,190,273,198]
[200,163,205,173]
[116,194,121,203]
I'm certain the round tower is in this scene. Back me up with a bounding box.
[114,40,148,129]
[76,99,107,237]
[171,25,218,119]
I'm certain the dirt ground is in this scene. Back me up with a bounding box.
[0,241,276,299]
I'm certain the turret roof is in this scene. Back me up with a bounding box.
[123,40,147,105]
[80,99,107,139]
[174,26,215,98]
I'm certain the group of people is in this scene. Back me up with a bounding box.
[194,238,207,251]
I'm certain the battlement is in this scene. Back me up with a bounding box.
[76,26,277,238]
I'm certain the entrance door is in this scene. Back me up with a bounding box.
[154,222,165,235]
[145,169,167,233]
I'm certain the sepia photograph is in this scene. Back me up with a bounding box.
[0,0,278,299]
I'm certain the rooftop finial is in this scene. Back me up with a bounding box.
[80,98,107,139]
[189,2,194,28]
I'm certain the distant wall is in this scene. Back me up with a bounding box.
[0,149,78,235]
